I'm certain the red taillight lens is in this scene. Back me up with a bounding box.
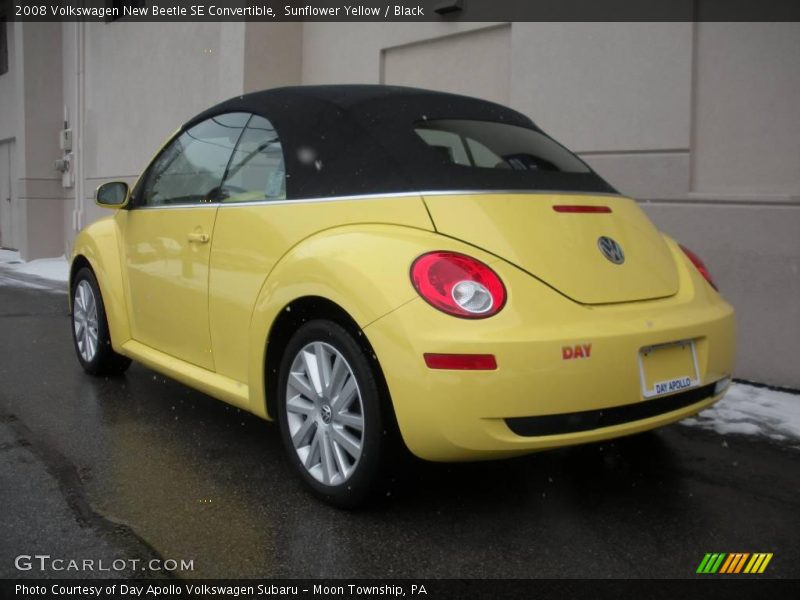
[680,244,717,290]
[410,251,506,318]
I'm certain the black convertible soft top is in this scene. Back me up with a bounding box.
[186,85,616,200]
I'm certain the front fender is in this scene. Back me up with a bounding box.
[247,224,499,418]
[70,214,131,351]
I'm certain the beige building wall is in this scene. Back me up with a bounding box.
[691,23,800,196]
[301,21,503,84]
[63,22,247,242]
[0,21,65,259]
[382,25,511,106]
[0,23,19,142]
[0,21,21,251]
[243,22,302,93]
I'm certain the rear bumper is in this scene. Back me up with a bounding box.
[364,248,735,461]
[505,381,723,437]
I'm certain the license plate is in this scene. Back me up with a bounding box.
[638,340,699,398]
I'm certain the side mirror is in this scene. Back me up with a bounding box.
[96,181,130,209]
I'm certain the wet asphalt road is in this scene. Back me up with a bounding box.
[1,278,799,580]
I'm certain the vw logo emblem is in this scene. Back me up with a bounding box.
[597,236,625,264]
[320,404,333,424]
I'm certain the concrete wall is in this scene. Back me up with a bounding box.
[0,22,65,259]
[0,22,19,144]
[68,22,248,236]
[301,21,503,84]
[0,22,21,251]
[691,23,800,196]
[301,21,800,387]
[382,24,511,105]
[244,22,303,93]
[20,22,64,260]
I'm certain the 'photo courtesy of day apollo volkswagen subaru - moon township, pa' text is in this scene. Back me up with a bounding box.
[69,85,735,506]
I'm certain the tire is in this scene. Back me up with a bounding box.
[277,319,389,508]
[71,267,131,376]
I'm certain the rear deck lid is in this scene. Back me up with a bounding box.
[423,193,678,304]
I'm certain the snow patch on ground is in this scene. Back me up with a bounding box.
[682,382,800,443]
[0,248,23,264]
[0,249,69,282]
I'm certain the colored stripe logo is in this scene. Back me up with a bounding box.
[697,553,773,574]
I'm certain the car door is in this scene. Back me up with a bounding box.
[207,114,288,383]
[122,113,249,370]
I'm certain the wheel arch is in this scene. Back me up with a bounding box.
[262,296,399,443]
[68,255,92,310]
[244,225,437,418]
[70,217,131,351]
[245,224,503,422]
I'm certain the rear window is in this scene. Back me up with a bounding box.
[415,120,591,174]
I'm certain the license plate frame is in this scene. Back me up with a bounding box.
[638,340,700,399]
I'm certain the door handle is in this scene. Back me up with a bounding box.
[187,232,210,244]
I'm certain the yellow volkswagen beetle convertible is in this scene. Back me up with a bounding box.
[70,85,735,506]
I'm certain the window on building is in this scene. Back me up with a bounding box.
[0,16,9,76]
[140,113,249,207]
[221,115,286,203]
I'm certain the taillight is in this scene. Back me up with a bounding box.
[410,251,506,318]
[680,245,717,290]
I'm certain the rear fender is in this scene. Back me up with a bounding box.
[247,224,497,418]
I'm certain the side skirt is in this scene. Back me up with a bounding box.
[121,340,251,412]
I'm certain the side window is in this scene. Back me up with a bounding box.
[220,115,286,203]
[140,113,249,207]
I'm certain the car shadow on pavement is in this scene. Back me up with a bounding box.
[386,429,683,512]
[83,363,685,517]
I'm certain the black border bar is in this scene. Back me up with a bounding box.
[2,578,800,600]
[3,0,800,22]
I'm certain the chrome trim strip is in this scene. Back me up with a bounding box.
[133,189,624,211]
[216,193,420,209]
[135,203,221,210]
[417,189,623,199]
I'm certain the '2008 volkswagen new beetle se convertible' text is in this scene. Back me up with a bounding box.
[70,85,735,506]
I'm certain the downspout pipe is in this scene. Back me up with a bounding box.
[72,20,85,237]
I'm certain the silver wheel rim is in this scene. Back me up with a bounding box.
[73,280,99,363]
[285,341,365,486]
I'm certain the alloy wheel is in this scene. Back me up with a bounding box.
[285,341,365,486]
[73,280,99,363]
